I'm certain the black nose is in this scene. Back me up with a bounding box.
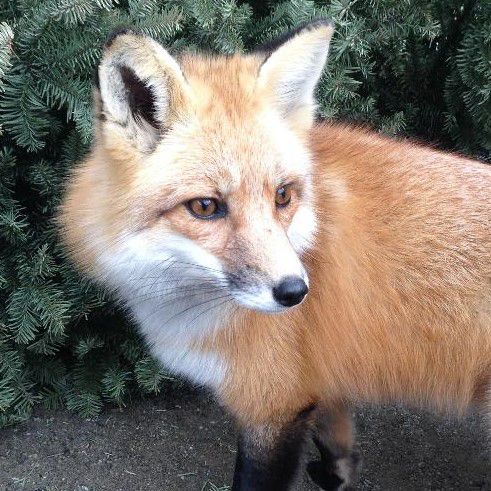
[272,276,308,307]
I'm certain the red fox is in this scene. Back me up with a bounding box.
[58,20,491,490]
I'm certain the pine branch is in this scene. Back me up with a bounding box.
[0,68,51,151]
[0,22,13,93]
[48,0,116,26]
[135,356,174,393]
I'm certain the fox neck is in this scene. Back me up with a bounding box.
[130,289,233,389]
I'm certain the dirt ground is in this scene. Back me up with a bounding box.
[1,386,489,491]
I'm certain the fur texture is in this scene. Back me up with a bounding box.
[58,22,491,486]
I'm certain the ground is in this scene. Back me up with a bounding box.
[1,386,489,491]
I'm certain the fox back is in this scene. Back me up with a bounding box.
[59,22,491,490]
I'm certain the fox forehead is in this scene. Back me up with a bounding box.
[139,116,310,189]
[133,60,313,205]
[179,53,262,120]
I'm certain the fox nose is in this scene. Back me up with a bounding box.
[272,276,308,307]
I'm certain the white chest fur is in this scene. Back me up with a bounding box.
[128,293,229,389]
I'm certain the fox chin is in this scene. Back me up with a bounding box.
[58,20,491,491]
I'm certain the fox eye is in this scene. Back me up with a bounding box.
[186,198,225,219]
[275,185,292,207]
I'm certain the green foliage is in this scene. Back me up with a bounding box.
[0,0,489,426]
[135,356,175,393]
[0,21,13,97]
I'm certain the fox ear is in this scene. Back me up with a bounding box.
[257,20,334,125]
[96,29,190,151]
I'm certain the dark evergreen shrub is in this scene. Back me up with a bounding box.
[0,0,489,425]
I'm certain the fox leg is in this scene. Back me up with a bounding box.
[307,404,361,490]
[231,405,314,491]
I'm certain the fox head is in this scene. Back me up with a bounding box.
[61,21,333,316]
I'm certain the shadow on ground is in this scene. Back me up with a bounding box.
[1,386,489,490]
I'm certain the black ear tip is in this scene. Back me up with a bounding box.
[307,18,334,31]
[292,18,334,37]
[97,27,140,87]
[104,26,140,49]
[255,18,334,54]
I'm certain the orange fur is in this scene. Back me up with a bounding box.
[209,125,491,425]
[58,28,491,439]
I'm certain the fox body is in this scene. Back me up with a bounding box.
[59,21,491,490]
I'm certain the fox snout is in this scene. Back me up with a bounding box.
[225,238,309,313]
[227,269,309,312]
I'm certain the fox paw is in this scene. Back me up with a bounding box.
[307,451,361,490]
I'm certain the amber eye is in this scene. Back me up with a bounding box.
[275,185,292,207]
[186,198,225,219]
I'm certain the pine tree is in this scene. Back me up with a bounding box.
[0,0,489,426]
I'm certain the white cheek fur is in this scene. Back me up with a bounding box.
[97,231,231,391]
[230,287,285,314]
[288,205,318,254]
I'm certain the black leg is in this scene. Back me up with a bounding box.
[231,406,314,491]
[306,405,361,490]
